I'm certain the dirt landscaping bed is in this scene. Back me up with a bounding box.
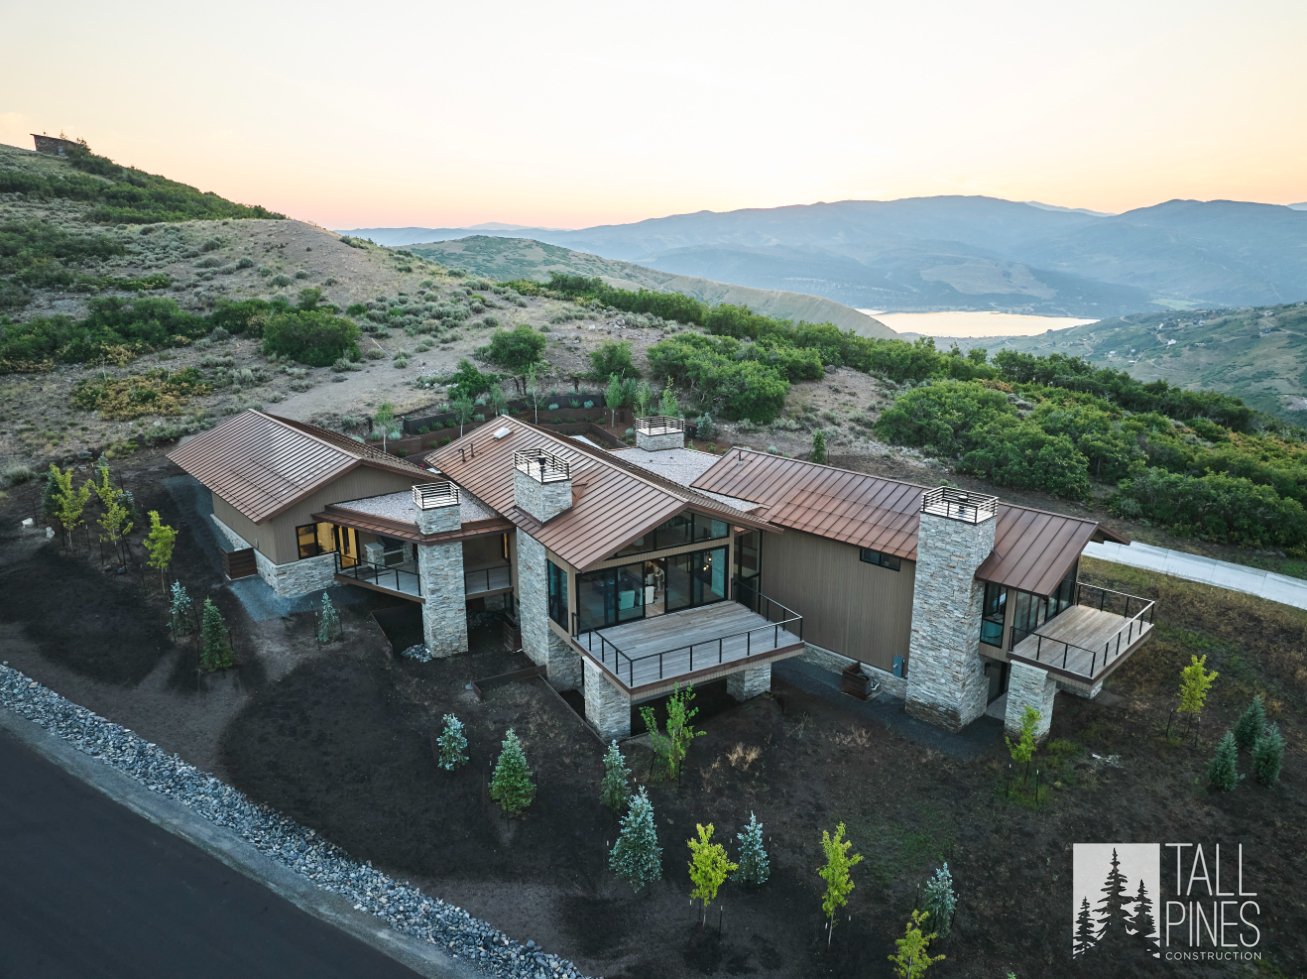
[0,452,1304,979]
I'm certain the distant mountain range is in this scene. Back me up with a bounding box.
[405,236,893,337]
[342,195,1307,317]
[952,302,1307,423]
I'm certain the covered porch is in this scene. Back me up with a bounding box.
[1008,583,1155,687]
[571,595,804,696]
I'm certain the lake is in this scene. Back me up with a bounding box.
[859,310,1097,338]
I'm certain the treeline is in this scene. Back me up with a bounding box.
[528,274,1306,550]
[0,142,283,224]
[0,291,358,370]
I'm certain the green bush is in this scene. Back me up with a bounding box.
[261,310,360,367]
[589,339,637,380]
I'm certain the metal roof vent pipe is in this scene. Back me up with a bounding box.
[513,448,573,523]
[635,415,685,452]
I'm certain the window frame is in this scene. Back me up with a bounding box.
[296,523,321,560]
[858,547,902,572]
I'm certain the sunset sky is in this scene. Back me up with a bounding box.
[4,0,1305,229]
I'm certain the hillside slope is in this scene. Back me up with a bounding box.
[954,303,1307,422]
[347,194,1307,317]
[405,235,895,337]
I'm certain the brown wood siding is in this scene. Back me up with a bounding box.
[760,529,915,673]
[266,470,419,564]
[212,496,262,551]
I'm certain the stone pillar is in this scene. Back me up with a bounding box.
[513,467,572,524]
[418,540,468,657]
[1005,660,1058,741]
[635,418,685,452]
[905,507,995,731]
[727,663,772,701]
[583,657,631,739]
[514,529,581,689]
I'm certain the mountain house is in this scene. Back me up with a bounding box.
[168,411,1155,740]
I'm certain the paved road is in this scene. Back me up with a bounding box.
[1084,540,1307,611]
[0,727,423,979]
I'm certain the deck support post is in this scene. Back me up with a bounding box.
[583,657,631,739]
[516,529,581,690]
[418,540,468,658]
[1004,660,1057,742]
[727,663,772,701]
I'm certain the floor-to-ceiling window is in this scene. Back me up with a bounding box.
[576,561,646,633]
[980,581,1006,647]
[666,545,728,613]
[547,560,569,627]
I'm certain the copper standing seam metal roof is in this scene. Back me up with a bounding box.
[692,448,1123,597]
[167,410,430,524]
[427,416,775,571]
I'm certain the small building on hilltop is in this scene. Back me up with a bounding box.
[169,410,1155,742]
[31,133,81,157]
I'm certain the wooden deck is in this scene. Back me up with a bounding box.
[1009,605,1153,681]
[573,601,804,692]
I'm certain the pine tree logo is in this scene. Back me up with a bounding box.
[1072,844,1161,964]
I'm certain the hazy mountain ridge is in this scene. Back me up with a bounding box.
[404,236,895,337]
[345,194,1307,317]
[952,302,1307,422]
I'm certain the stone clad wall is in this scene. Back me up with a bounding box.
[1005,660,1057,741]
[418,540,468,657]
[905,511,995,730]
[726,663,772,701]
[583,658,631,739]
[513,469,572,525]
[514,529,581,690]
[213,513,335,597]
[635,429,684,452]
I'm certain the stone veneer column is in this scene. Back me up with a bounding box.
[416,497,466,658]
[905,510,995,731]
[1005,660,1058,741]
[583,657,631,739]
[726,663,772,701]
[515,529,582,691]
[635,427,684,452]
[417,541,467,657]
[513,467,572,524]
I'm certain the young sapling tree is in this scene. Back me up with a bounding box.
[818,822,862,948]
[1207,730,1240,791]
[436,714,469,772]
[687,823,737,926]
[489,728,536,815]
[600,740,631,812]
[733,811,770,887]
[609,786,662,892]
[888,909,946,978]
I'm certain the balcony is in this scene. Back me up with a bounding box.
[334,557,513,603]
[1009,583,1155,685]
[571,593,804,694]
[465,564,512,598]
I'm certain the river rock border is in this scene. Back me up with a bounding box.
[0,664,589,979]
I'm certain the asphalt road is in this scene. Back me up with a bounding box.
[0,727,423,979]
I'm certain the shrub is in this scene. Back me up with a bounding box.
[1207,731,1240,791]
[169,580,195,640]
[818,822,862,947]
[1252,724,1284,786]
[733,811,770,886]
[589,339,637,380]
[609,787,662,892]
[478,324,545,377]
[262,310,359,367]
[687,823,737,925]
[811,429,828,464]
[489,729,535,815]
[436,714,469,772]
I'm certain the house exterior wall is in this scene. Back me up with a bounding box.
[263,468,419,563]
[419,540,468,657]
[759,530,915,675]
[515,529,581,690]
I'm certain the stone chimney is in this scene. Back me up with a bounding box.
[635,415,685,452]
[412,481,461,535]
[905,487,997,731]
[513,448,572,524]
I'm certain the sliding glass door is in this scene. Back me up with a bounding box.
[666,545,728,613]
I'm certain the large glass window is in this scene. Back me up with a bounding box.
[980,581,1007,647]
[576,562,645,632]
[547,560,569,628]
[613,512,730,557]
[297,524,320,559]
[1048,563,1077,619]
[666,545,728,613]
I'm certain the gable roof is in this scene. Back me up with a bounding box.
[167,410,429,523]
[427,417,773,570]
[692,448,1120,596]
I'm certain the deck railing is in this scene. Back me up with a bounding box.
[464,565,512,596]
[921,486,997,523]
[1015,584,1156,679]
[335,552,422,596]
[570,591,804,689]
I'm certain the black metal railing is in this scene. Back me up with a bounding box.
[336,552,422,596]
[1014,584,1155,679]
[465,565,512,596]
[921,486,997,523]
[636,414,684,434]
[569,590,804,689]
[513,447,570,483]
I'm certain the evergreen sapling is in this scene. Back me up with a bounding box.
[316,591,342,643]
[921,862,957,937]
[436,714,469,772]
[609,786,662,892]
[1253,723,1284,786]
[200,597,233,671]
[1233,695,1266,751]
[732,811,770,887]
[489,728,535,815]
[169,580,195,640]
[1207,730,1240,791]
[600,740,631,812]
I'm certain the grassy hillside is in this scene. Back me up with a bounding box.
[954,303,1307,423]
[406,235,895,338]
